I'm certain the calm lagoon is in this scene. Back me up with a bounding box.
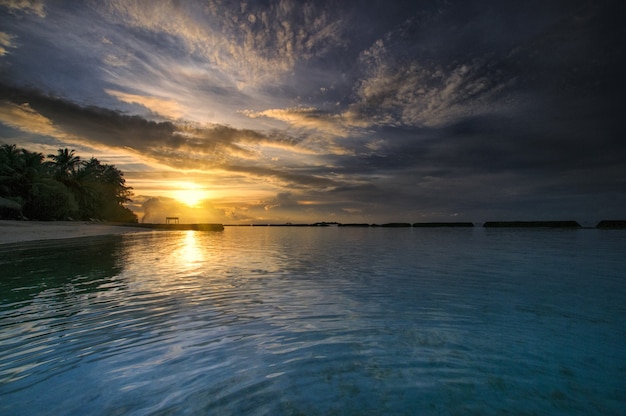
[1,227,625,415]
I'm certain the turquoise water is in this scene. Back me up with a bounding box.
[1,227,625,415]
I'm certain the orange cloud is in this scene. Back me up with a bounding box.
[0,101,65,137]
[106,89,185,120]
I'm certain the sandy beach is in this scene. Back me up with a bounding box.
[0,220,152,244]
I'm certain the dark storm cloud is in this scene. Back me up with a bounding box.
[0,83,345,190]
[326,104,626,219]
[318,0,626,221]
[349,1,625,127]
[0,85,258,160]
[223,164,339,190]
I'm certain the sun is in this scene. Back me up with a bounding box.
[172,182,210,207]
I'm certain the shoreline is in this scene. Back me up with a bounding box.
[2,219,624,245]
[0,220,153,245]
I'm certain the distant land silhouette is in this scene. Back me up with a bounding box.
[223,221,624,229]
[483,221,581,228]
[596,220,626,229]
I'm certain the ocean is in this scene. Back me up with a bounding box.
[1,226,625,415]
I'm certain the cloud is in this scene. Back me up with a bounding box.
[2,1,625,223]
[3,80,625,223]
[0,101,66,138]
[350,37,516,129]
[242,105,407,160]
[0,0,45,17]
[98,0,347,88]
[342,1,626,136]
[233,191,339,224]
[0,84,345,191]
[0,31,15,56]
[243,107,367,157]
[95,29,259,126]
[0,85,240,164]
[246,107,345,135]
[244,106,372,140]
[106,89,186,120]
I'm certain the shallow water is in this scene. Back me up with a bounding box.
[1,227,625,415]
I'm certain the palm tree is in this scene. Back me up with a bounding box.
[20,149,45,181]
[47,148,81,181]
[0,145,48,219]
[74,157,135,221]
[0,144,19,195]
[0,145,45,199]
[0,144,21,165]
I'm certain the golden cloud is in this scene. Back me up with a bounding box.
[0,101,65,137]
[106,89,186,120]
[0,31,15,56]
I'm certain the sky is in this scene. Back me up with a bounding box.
[1,0,625,225]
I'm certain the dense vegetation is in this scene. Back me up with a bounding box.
[0,144,137,222]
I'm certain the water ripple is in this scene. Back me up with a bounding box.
[1,229,625,414]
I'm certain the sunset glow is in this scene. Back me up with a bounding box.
[1,1,624,224]
[171,183,211,208]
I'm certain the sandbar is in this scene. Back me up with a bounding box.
[0,220,152,244]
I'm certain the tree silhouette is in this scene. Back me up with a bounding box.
[47,148,81,181]
[1,144,137,222]
[1,145,44,204]
[74,157,134,221]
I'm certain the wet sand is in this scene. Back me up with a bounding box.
[0,221,152,244]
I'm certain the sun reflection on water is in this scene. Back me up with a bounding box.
[178,230,204,269]
[118,230,219,295]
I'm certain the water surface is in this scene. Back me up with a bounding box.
[1,227,625,415]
